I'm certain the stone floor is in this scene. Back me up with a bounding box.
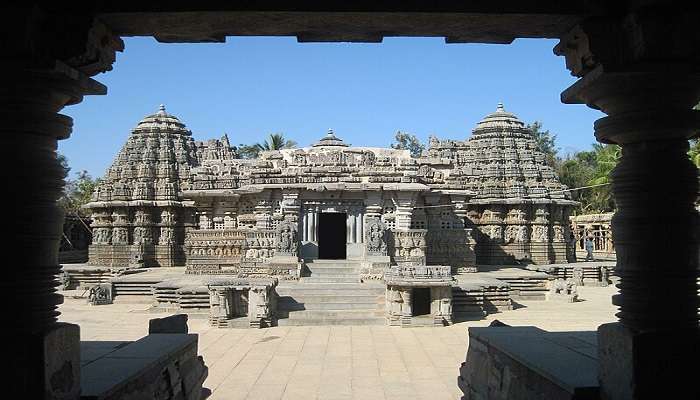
[59,285,618,400]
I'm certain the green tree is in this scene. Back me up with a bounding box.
[58,152,70,179]
[689,138,700,168]
[58,171,100,215]
[558,144,620,213]
[391,130,425,157]
[526,121,559,167]
[255,133,297,152]
[237,143,262,159]
[237,133,297,159]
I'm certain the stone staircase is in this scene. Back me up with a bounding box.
[300,260,361,283]
[276,260,386,326]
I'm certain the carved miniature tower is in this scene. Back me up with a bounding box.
[84,105,200,267]
[427,103,577,264]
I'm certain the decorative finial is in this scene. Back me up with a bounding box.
[496,102,504,112]
[158,104,166,114]
[327,128,334,136]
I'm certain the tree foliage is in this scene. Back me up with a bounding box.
[57,154,101,216]
[391,130,425,157]
[238,133,297,159]
[689,138,700,168]
[526,121,558,167]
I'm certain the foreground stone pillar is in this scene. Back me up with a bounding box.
[3,10,121,399]
[556,13,699,399]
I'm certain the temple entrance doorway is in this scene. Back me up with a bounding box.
[412,288,431,316]
[318,212,347,259]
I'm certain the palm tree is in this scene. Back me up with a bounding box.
[254,133,297,152]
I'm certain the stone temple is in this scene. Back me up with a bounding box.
[82,103,577,327]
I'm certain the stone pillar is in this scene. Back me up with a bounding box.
[364,191,383,220]
[254,193,272,229]
[310,208,317,242]
[349,212,357,243]
[395,192,416,230]
[555,14,699,399]
[3,12,122,399]
[358,210,364,243]
[401,289,412,326]
[450,195,469,229]
[281,191,300,223]
[301,211,308,241]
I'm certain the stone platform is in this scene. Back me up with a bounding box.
[61,262,612,327]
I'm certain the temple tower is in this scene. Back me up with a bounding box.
[427,103,577,264]
[84,105,200,267]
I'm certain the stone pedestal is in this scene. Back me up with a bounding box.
[598,323,700,400]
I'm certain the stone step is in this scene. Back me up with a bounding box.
[300,277,360,283]
[278,301,381,311]
[304,273,360,278]
[306,267,359,274]
[277,317,385,326]
[277,294,383,303]
[276,286,385,296]
[306,260,363,265]
[283,309,385,319]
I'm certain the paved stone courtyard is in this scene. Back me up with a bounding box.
[59,285,618,399]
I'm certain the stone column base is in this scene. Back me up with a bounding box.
[598,322,700,400]
[14,323,81,400]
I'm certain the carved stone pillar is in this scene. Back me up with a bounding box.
[450,195,469,229]
[363,191,383,220]
[3,11,122,399]
[401,288,412,326]
[281,191,301,223]
[555,13,699,399]
[395,192,416,230]
[255,193,272,230]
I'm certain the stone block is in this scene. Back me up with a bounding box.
[598,322,700,400]
[43,323,81,400]
[459,326,599,400]
[148,314,189,334]
[80,333,207,400]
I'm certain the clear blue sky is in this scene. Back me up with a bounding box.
[61,36,604,178]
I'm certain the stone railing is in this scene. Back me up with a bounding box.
[385,265,453,284]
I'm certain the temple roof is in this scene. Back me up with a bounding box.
[424,103,570,202]
[132,104,192,136]
[311,129,350,147]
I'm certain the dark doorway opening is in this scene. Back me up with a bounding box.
[412,288,431,316]
[318,212,347,259]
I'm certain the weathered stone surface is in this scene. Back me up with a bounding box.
[598,322,700,400]
[459,326,599,400]
[43,323,81,400]
[80,333,207,400]
[148,314,189,334]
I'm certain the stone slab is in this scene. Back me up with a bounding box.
[466,326,599,397]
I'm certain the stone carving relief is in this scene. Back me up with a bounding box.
[275,221,298,256]
[365,218,388,256]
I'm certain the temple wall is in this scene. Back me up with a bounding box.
[87,205,195,268]
[468,203,573,265]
